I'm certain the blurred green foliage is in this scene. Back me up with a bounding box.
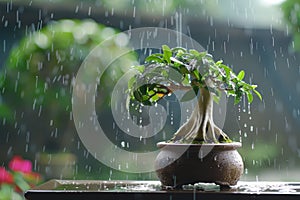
[282,0,300,51]
[239,142,279,173]
[0,19,136,125]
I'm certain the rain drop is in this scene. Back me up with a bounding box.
[3,40,6,52]
[88,6,92,16]
[133,6,136,18]
[121,141,125,148]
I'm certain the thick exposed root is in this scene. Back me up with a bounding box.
[171,117,230,143]
[170,100,203,142]
[169,88,231,144]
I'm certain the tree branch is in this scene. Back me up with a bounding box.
[167,82,193,91]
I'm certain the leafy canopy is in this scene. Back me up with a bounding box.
[128,45,262,105]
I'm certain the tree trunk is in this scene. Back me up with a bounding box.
[170,88,230,143]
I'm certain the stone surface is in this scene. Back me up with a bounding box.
[25,180,300,200]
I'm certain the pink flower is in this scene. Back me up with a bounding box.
[9,156,32,174]
[0,167,13,184]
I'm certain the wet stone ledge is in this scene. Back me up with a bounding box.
[25,180,300,200]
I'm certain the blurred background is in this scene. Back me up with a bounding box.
[0,0,300,182]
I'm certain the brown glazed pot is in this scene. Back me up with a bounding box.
[155,142,244,188]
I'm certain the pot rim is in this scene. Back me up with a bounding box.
[157,141,242,149]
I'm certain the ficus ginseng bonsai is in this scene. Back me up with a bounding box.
[128,45,262,144]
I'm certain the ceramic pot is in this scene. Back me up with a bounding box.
[155,142,243,187]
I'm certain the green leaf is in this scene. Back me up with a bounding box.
[179,66,189,74]
[182,75,190,85]
[148,90,155,96]
[234,96,241,105]
[142,95,149,101]
[171,47,186,53]
[145,54,163,63]
[189,49,200,57]
[133,65,145,73]
[192,70,200,80]
[132,83,170,105]
[253,89,262,101]
[154,85,170,94]
[14,172,30,192]
[198,51,208,58]
[237,70,245,80]
[251,84,258,89]
[246,92,253,103]
[150,93,164,102]
[216,60,223,65]
[226,90,236,97]
[162,45,172,64]
[219,64,232,79]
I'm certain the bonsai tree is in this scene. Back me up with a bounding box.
[128,45,262,144]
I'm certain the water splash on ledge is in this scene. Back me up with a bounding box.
[36,180,300,194]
